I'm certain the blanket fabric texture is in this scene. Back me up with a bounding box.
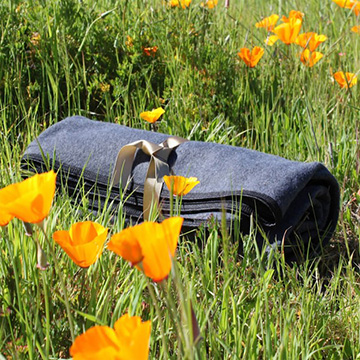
[21,116,340,261]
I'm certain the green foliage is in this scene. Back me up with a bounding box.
[1,0,360,359]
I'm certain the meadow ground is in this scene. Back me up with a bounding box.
[1,0,360,358]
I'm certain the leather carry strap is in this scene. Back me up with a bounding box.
[111,136,188,220]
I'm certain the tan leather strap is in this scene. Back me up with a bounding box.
[111,136,188,220]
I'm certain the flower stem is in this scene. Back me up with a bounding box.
[159,280,186,353]
[145,277,169,360]
[171,258,202,359]
[169,185,174,217]
[40,226,75,341]
[5,234,34,359]
[41,271,51,357]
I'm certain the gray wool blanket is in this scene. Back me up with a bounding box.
[21,116,340,261]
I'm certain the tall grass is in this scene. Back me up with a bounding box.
[1,0,360,358]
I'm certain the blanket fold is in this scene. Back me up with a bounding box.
[21,116,340,261]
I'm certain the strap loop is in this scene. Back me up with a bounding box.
[111,136,188,220]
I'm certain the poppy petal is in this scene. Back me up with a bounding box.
[265,35,279,46]
[0,171,56,225]
[108,231,144,266]
[140,107,165,123]
[114,314,151,360]
[333,71,358,88]
[109,217,183,282]
[163,175,200,196]
[237,47,264,68]
[273,18,302,44]
[255,14,279,31]
[300,49,323,67]
[70,326,121,360]
[53,222,108,267]
[140,217,183,282]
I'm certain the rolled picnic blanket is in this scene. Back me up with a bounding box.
[21,115,340,261]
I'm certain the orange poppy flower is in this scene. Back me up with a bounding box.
[332,0,354,6]
[264,35,279,46]
[0,170,56,226]
[353,2,360,15]
[333,0,360,13]
[333,71,358,88]
[170,0,191,8]
[163,175,200,196]
[70,313,151,360]
[140,107,165,123]
[53,221,108,267]
[201,0,218,9]
[237,47,265,68]
[108,217,184,282]
[143,46,158,57]
[295,32,327,52]
[272,18,302,45]
[255,14,279,31]
[351,25,360,32]
[282,10,304,23]
[300,49,323,67]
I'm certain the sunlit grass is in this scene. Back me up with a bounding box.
[1,0,360,358]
